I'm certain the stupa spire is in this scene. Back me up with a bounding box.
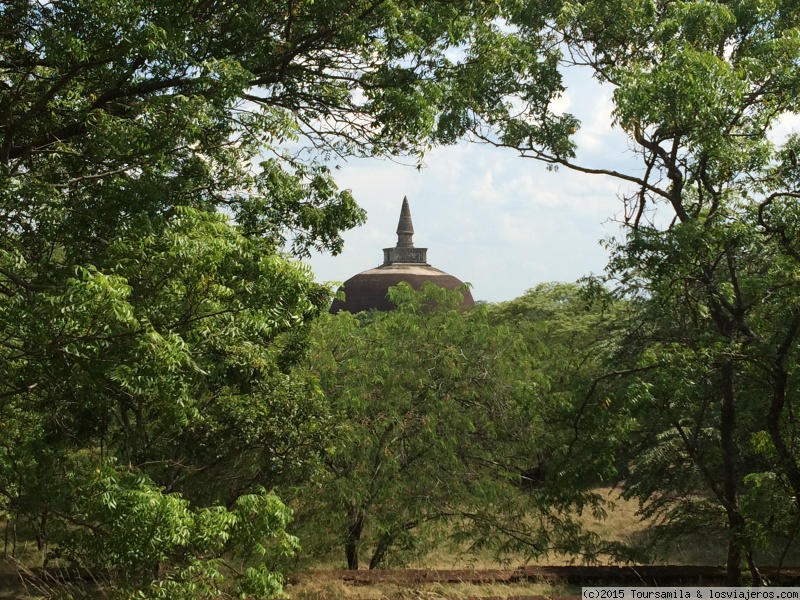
[383,196,428,265]
[396,196,414,248]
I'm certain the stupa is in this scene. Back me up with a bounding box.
[330,197,475,313]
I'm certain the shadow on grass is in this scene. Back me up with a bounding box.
[627,526,800,568]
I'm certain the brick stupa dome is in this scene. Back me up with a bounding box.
[330,197,475,314]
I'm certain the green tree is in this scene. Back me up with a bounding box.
[0,207,332,596]
[296,284,538,569]
[296,283,628,569]
[603,215,800,579]
[488,282,630,491]
[0,0,513,595]
[450,0,800,584]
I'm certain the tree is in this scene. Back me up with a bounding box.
[0,0,513,595]
[0,207,335,596]
[294,283,538,569]
[295,283,631,569]
[449,0,800,584]
[603,212,800,579]
[488,282,629,490]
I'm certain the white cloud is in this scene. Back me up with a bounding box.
[576,93,616,152]
[501,214,530,242]
[550,91,573,116]
[769,112,800,145]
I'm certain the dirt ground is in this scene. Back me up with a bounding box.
[4,565,800,599]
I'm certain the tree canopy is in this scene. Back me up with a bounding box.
[463,0,800,584]
[294,284,543,569]
[0,0,521,595]
[293,283,639,570]
[6,0,800,592]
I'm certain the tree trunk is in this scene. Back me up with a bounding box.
[345,503,365,570]
[720,361,743,586]
[747,551,764,586]
[767,316,800,511]
[369,532,393,570]
[725,511,744,586]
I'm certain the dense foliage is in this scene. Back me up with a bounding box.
[464,0,800,584]
[295,284,540,569]
[294,283,634,569]
[0,0,516,595]
[5,0,800,592]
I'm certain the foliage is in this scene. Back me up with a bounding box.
[296,283,529,568]
[604,213,800,574]
[49,457,296,600]
[487,283,646,563]
[0,0,521,594]
[461,0,800,584]
[295,283,631,570]
[488,282,630,490]
[0,207,325,597]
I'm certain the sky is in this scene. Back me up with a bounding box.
[301,66,639,304]
[301,65,799,304]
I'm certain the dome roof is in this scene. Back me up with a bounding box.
[330,197,474,314]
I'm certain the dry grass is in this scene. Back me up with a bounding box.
[401,488,651,570]
[9,487,797,599]
[576,489,725,566]
[285,488,731,600]
[1,548,47,599]
[287,577,578,600]
[301,487,740,573]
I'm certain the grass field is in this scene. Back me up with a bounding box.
[287,578,577,600]
[284,488,709,600]
[301,488,730,572]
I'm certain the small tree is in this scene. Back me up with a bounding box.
[296,284,539,568]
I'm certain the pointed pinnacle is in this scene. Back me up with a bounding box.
[396,196,414,247]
